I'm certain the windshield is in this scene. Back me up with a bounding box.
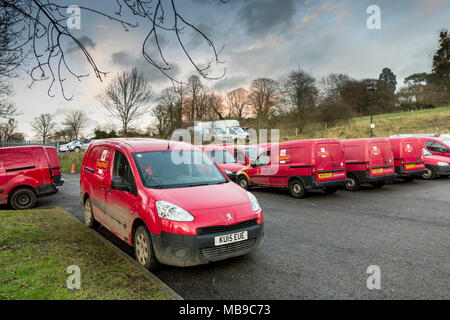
[423,148,432,156]
[233,127,245,134]
[441,139,450,147]
[206,149,236,164]
[133,150,227,189]
[245,146,264,160]
[214,127,226,135]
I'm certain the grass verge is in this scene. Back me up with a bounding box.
[282,106,450,141]
[0,208,167,300]
[59,151,85,174]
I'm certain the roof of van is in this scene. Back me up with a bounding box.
[341,138,389,143]
[0,145,46,152]
[90,138,197,153]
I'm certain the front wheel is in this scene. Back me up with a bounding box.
[238,175,250,190]
[421,166,436,180]
[84,197,98,228]
[10,188,36,210]
[134,226,158,271]
[288,179,307,199]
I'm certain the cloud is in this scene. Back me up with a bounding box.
[238,0,297,36]
[67,35,96,54]
[212,75,248,91]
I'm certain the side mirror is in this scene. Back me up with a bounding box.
[250,160,256,168]
[111,176,131,192]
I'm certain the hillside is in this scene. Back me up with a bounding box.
[282,107,450,141]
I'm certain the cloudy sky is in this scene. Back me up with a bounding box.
[10,0,450,138]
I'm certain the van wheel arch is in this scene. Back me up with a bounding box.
[8,186,37,210]
[131,218,147,246]
[287,176,307,189]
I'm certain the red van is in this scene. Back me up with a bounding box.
[388,137,426,181]
[419,136,450,159]
[80,139,264,270]
[201,145,246,181]
[0,146,58,209]
[44,146,64,186]
[421,148,450,179]
[237,139,348,198]
[341,138,397,191]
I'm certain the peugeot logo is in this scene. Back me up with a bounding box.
[226,213,233,221]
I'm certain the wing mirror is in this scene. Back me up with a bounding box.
[111,176,131,192]
[250,160,256,167]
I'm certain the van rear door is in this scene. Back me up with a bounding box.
[403,139,425,171]
[315,142,333,181]
[368,141,394,176]
[45,147,63,186]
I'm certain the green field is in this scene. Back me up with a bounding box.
[282,106,450,141]
[0,208,166,300]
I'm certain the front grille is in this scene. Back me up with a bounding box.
[197,219,258,235]
[201,239,256,258]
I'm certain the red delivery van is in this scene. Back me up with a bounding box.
[201,145,246,181]
[219,144,264,166]
[80,139,263,269]
[44,146,64,186]
[388,137,426,181]
[237,139,348,198]
[419,136,450,159]
[0,146,58,209]
[341,138,397,191]
[421,148,450,180]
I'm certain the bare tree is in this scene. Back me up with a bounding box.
[186,75,203,124]
[152,104,172,138]
[99,68,153,136]
[0,118,24,141]
[247,78,280,129]
[225,88,248,120]
[63,109,89,140]
[281,69,318,133]
[30,113,56,143]
[0,0,227,100]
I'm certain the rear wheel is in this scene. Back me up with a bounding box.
[323,187,338,195]
[370,181,386,188]
[10,188,36,210]
[288,179,307,199]
[421,166,436,180]
[73,147,81,153]
[134,226,158,271]
[238,175,250,190]
[345,174,360,191]
[84,197,98,228]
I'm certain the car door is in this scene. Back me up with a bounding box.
[105,150,138,242]
[251,151,271,186]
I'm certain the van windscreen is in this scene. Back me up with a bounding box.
[244,146,263,160]
[133,150,227,189]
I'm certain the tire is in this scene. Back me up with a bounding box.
[421,166,436,180]
[345,174,360,191]
[84,197,98,228]
[73,147,81,153]
[10,188,36,210]
[288,178,307,199]
[238,175,250,190]
[323,187,338,195]
[370,181,386,188]
[134,225,158,271]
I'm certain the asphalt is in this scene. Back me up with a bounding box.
[37,173,450,299]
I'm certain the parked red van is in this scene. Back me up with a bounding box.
[341,138,397,190]
[0,146,58,209]
[80,139,264,270]
[421,148,450,179]
[388,137,426,181]
[419,136,450,159]
[201,145,246,181]
[237,139,348,198]
[44,146,64,186]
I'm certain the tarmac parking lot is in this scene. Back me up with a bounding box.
[39,173,450,299]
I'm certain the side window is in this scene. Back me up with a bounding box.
[113,151,136,187]
[256,151,271,167]
[427,141,444,153]
[236,150,246,163]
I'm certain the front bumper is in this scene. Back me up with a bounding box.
[433,164,450,176]
[150,222,264,267]
[35,183,58,198]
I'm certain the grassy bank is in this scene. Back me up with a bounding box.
[0,208,167,300]
[282,106,450,141]
[60,151,85,173]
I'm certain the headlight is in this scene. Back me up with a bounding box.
[437,162,450,166]
[156,201,194,222]
[224,170,234,175]
[247,191,260,212]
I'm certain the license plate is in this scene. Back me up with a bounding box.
[406,164,416,169]
[318,172,332,179]
[214,231,248,246]
[372,168,384,174]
